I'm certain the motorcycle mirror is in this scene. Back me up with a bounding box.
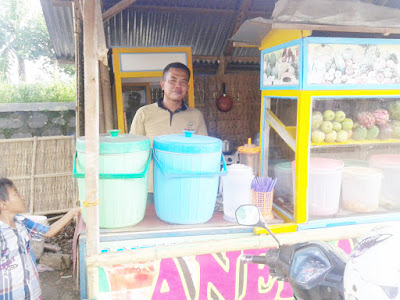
[235,205,262,226]
[235,204,282,248]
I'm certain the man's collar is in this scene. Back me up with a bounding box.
[158,98,188,113]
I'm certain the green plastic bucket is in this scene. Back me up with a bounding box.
[74,130,151,228]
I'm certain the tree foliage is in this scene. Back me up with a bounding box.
[0,81,75,103]
[0,0,74,83]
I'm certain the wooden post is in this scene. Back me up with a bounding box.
[83,0,100,298]
[99,63,114,131]
[98,67,105,133]
[97,1,113,132]
[73,0,84,137]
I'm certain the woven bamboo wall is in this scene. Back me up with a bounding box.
[194,72,261,149]
[0,136,76,215]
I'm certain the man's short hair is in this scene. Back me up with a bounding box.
[163,62,191,80]
[0,178,15,202]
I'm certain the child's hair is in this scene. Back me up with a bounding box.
[0,178,15,202]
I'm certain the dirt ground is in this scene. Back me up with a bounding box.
[40,268,80,300]
[38,219,81,300]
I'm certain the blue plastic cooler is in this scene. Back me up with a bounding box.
[153,131,227,224]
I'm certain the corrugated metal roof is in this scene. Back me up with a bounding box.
[40,0,75,62]
[40,0,272,70]
[40,0,400,71]
[104,10,237,57]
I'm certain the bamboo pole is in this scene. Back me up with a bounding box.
[86,220,399,268]
[99,63,114,131]
[29,138,37,214]
[98,68,106,133]
[82,0,100,298]
[97,0,113,133]
[73,0,84,137]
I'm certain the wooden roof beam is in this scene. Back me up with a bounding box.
[116,4,271,17]
[217,0,252,75]
[102,0,138,22]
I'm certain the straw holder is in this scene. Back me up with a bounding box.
[252,189,274,220]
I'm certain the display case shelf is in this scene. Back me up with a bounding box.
[311,138,400,148]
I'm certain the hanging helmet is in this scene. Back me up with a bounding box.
[344,225,400,300]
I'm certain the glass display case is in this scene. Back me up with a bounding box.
[260,33,400,228]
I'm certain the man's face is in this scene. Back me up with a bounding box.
[3,187,25,214]
[160,67,189,102]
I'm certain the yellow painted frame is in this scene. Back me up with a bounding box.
[259,29,400,228]
[111,47,194,132]
[261,87,400,225]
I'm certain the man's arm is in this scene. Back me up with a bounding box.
[129,108,146,135]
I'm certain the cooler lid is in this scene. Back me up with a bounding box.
[76,130,150,154]
[154,131,221,154]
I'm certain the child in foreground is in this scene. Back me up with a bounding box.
[0,177,80,300]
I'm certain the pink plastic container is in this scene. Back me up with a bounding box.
[369,154,400,209]
[292,158,344,217]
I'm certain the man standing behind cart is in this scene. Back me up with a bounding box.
[130,62,208,192]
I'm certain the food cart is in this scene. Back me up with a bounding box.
[76,25,400,299]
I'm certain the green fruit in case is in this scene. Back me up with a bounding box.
[325,130,337,143]
[388,101,400,120]
[366,125,380,140]
[348,129,353,138]
[323,110,335,121]
[352,125,368,140]
[311,111,323,130]
[342,118,354,131]
[391,120,400,138]
[311,130,325,143]
[334,111,346,122]
[332,121,342,131]
[321,121,333,133]
[336,130,349,143]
